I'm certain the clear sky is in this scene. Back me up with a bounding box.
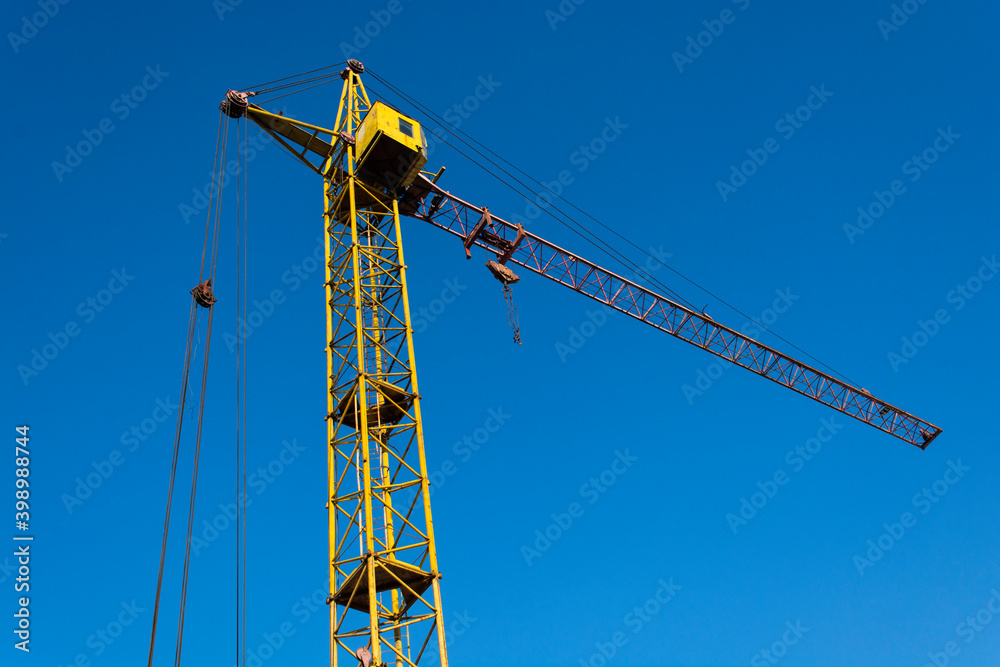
[3,1,999,666]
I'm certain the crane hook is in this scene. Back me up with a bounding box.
[484,260,522,344]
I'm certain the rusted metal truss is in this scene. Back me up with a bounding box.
[401,175,942,449]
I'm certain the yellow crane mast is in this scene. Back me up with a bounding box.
[225,61,448,667]
[218,57,941,667]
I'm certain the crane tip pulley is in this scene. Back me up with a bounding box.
[220,89,255,118]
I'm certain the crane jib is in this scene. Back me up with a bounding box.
[223,65,942,667]
[402,174,941,449]
[233,92,941,449]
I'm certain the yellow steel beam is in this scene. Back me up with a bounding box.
[316,64,448,667]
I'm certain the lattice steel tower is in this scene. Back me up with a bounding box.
[221,55,942,667]
[226,60,448,667]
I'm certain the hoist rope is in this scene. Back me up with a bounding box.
[364,73,699,309]
[234,116,250,667]
[173,300,215,667]
[241,63,351,105]
[146,109,226,667]
[366,70,860,388]
[256,74,348,104]
[256,76,346,105]
[242,62,346,93]
[146,108,228,667]
[173,111,227,667]
[502,285,522,345]
[145,301,197,667]
[198,113,225,283]
[235,117,242,667]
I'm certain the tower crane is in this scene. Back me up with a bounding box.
[216,59,940,667]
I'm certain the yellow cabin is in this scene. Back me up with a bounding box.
[355,101,427,190]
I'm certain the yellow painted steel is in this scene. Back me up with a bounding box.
[354,101,428,190]
[321,67,448,667]
[355,102,424,158]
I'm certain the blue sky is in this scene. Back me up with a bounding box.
[2,1,999,666]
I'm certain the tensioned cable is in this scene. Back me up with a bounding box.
[146,302,197,667]
[365,73,696,310]
[366,74,722,306]
[243,63,347,93]
[238,117,250,667]
[367,71,858,384]
[241,63,681,310]
[235,116,244,667]
[245,123,315,170]
[254,70,345,95]
[173,297,216,667]
[367,81,700,316]
[146,109,226,667]
[242,150,249,667]
[237,65,691,312]
[234,62,861,385]
[368,71,667,265]
[257,76,346,105]
[421,130,693,308]
[366,70,859,386]
[174,112,228,667]
[198,115,225,281]
[247,67,353,105]
[208,126,228,289]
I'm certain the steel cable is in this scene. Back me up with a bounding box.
[366,70,860,386]
[146,109,226,667]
